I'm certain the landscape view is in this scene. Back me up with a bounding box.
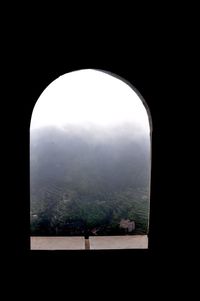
[30,69,151,240]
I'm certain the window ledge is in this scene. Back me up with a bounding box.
[30,235,148,250]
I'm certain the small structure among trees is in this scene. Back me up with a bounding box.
[119,219,135,233]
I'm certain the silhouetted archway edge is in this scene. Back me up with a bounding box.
[30,68,153,133]
[30,68,152,249]
[94,69,153,133]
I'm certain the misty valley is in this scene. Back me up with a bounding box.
[30,124,150,236]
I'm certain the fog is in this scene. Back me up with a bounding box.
[30,69,150,135]
[30,69,151,236]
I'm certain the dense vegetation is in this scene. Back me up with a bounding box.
[30,125,151,236]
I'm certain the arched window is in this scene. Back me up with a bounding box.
[30,69,152,250]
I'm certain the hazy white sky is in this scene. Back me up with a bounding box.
[30,69,150,132]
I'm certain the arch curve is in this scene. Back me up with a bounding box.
[30,69,152,249]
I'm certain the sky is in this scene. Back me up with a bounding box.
[30,69,150,133]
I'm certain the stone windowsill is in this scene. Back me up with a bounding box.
[30,235,148,250]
